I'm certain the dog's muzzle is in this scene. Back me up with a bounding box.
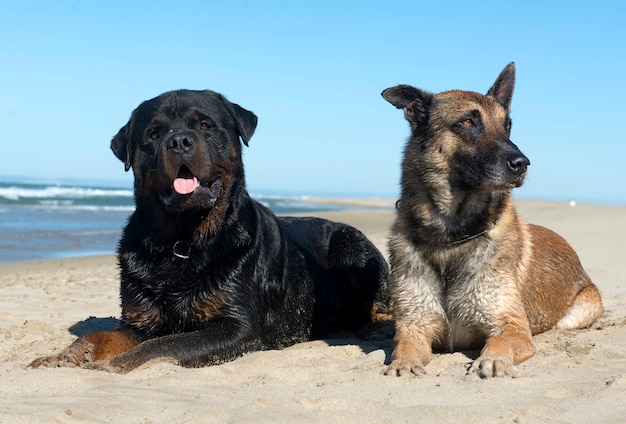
[508,152,530,176]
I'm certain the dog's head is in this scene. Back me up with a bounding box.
[382,63,530,191]
[111,90,257,226]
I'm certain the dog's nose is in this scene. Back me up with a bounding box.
[166,132,194,153]
[508,153,530,174]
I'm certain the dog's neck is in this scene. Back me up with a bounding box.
[167,190,255,260]
[442,219,499,246]
[397,188,507,247]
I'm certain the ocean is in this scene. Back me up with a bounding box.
[0,180,344,264]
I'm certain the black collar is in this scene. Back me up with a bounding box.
[444,220,499,247]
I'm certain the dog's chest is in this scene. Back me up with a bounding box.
[431,248,499,349]
[442,277,493,350]
[442,271,491,318]
[122,265,231,336]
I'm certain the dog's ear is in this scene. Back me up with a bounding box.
[110,121,133,172]
[382,85,433,128]
[487,62,516,111]
[226,102,258,147]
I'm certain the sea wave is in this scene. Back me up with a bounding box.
[0,178,350,263]
[0,228,121,240]
[0,184,133,201]
[36,202,136,212]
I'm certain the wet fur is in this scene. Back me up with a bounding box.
[382,63,603,378]
[30,90,390,373]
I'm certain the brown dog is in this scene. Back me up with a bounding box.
[382,63,603,378]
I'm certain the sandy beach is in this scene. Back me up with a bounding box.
[1,198,625,423]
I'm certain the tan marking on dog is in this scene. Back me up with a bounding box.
[190,290,229,324]
[84,330,142,361]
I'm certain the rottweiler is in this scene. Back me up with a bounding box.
[30,89,390,373]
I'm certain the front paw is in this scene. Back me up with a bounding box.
[384,356,427,377]
[80,358,130,374]
[468,355,516,378]
[29,354,66,369]
[29,337,95,369]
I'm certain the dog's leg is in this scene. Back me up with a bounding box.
[385,322,438,376]
[554,284,604,330]
[468,317,535,378]
[29,326,143,369]
[526,224,604,331]
[89,317,261,373]
[384,283,448,376]
[326,225,391,331]
[385,238,448,377]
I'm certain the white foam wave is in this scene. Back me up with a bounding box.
[0,185,133,201]
[38,203,135,212]
[250,193,311,201]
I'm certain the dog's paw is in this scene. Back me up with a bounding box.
[81,358,131,374]
[29,337,95,369]
[467,355,517,378]
[383,357,426,377]
[28,354,68,369]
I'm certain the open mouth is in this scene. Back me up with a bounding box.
[160,165,223,208]
[173,165,200,195]
[199,174,223,201]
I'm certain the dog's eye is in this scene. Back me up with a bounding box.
[149,130,160,141]
[199,122,211,131]
[461,119,475,127]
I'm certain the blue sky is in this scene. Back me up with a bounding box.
[2,1,625,203]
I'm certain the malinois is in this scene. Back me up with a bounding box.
[382,63,603,378]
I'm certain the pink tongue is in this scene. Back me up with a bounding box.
[173,177,199,195]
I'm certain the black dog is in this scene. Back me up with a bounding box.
[30,90,390,372]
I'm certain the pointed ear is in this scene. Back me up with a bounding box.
[382,85,433,128]
[110,121,133,172]
[229,103,258,147]
[487,62,516,111]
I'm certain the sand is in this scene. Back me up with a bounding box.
[1,199,625,423]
